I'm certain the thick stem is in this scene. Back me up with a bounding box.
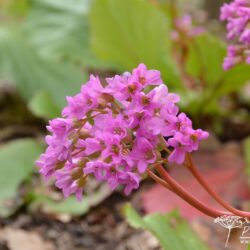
[186,153,250,218]
[155,164,232,218]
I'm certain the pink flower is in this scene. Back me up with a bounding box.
[220,0,250,69]
[62,93,96,119]
[118,172,140,195]
[106,166,123,191]
[168,128,209,164]
[171,15,205,41]
[106,73,140,101]
[132,63,163,86]
[37,64,209,200]
[223,45,246,70]
[85,138,103,155]
[188,128,209,150]
[55,165,85,201]
[168,132,191,164]
[131,137,157,173]
[143,116,174,137]
[101,136,123,164]
[84,161,111,181]
[47,118,72,138]
[176,113,192,132]
[36,152,60,179]
[94,113,128,138]
[240,27,250,43]
[62,75,103,118]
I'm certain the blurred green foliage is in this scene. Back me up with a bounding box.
[123,204,210,250]
[29,184,111,216]
[24,0,97,66]
[90,0,181,87]
[0,27,86,118]
[0,139,43,217]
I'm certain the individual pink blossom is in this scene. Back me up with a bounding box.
[55,165,85,201]
[85,138,103,155]
[101,136,123,164]
[106,72,140,101]
[132,63,163,86]
[168,128,209,164]
[94,113,128,138]
[62,75,103,118]
[47,118,73,138]
[118,171,140,195]
[176,113,192,132]
[84,161,111,181]
[130,137,157,173]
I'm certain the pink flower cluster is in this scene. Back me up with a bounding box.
[171,15,204,41]
[220,0,250,70]
[36,64,208,200]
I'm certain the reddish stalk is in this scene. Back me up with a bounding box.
[147,170,173,191]
[154,164,232,218]
[185,153,250,217]
[148,169,221,217]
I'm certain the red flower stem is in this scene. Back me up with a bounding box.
[146,169,216,216]
[185,153,250,218]
[147,169,217,216]
[147,170,174,191]
[154,164,232,218]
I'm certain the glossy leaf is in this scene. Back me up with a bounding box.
[185,33,226,86]
[185,41,202,78]
[29,90,61,119]
[24,0,97,65]
[216,64,250,96]
[0,139,43,217]
[0,28,86,118]
[30,184,112,216]
[90,0,181,87]
[123,204,210,250]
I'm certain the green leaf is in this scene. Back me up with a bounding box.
[90,0,181,87]
[24,0,101,67]
[30,184,112,216]
[186,33,226,85]
[28,90,61,119]
[196,63,250,114]
[0,27,86,118]
[185,41,202,78]
[0,139,43,217]
[216,64,250,96]
[123,204,210,250]
[184,33,249,114]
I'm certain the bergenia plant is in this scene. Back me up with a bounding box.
[220,0,250,70]
[37,63,250,219]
